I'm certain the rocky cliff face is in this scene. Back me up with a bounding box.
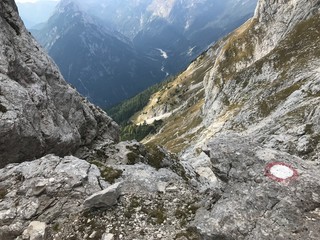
[201,0,320,159]
[1,0,320,239]
[0,0,119,167]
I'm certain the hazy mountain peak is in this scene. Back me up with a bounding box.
[147,0,176,18]
[56,0,79,13]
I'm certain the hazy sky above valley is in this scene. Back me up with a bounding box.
[16,0,59,3]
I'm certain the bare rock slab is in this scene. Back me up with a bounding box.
[84,182,122,209]
[22,221,46,240]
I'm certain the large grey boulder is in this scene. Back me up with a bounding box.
[0,154,106,239]
[191,134,320,240]
[0,0,119,167]
[118,163,182,194]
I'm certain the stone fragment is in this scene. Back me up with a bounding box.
[195,167,218,185]
[157,182,167,193]
[89,231,97,239]
[166,186,178,192]
[22,221,46,240]
[84,182,122,209]
[101,233,115,240]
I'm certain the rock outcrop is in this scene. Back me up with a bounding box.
[0,155,105,240]
[200,0,320,160]
[0,153,200,240]
[191,134,320,239]
[0,0,119,167]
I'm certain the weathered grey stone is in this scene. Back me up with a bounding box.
[166,185,179,192]
[191,134,320,240]
[0,221,24,240]
[157,182,168,193]
[118,163,181,194]
[22,221,46,240]
[0,155,106,239]
[101,233,114,240]
[0,0,119,167]
[89,231,97,239]
[83,182,122,209]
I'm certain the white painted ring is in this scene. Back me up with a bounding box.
[269,164,294,179]
[265,162,299,183]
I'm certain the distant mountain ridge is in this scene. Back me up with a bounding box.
[32,0,165,107]
[31,0,257,107]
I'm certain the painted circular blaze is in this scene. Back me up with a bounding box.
[265,162,298,183]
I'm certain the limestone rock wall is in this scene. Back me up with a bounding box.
[200,0,320,159]
[0,0,119,167]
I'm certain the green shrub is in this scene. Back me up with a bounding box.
[0,187,7,199]
[91,160,123,184]
[121,120,163,141]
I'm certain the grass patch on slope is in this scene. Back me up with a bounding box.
[216,18,260,79]
[145,97,204,154]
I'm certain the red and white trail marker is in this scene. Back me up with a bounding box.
[265,162,298,183]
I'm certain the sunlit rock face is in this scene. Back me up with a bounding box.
[201,0,320,159]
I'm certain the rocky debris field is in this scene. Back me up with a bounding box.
[50,187,201,240]
[0,148,202,240]
[1,136,320,240]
